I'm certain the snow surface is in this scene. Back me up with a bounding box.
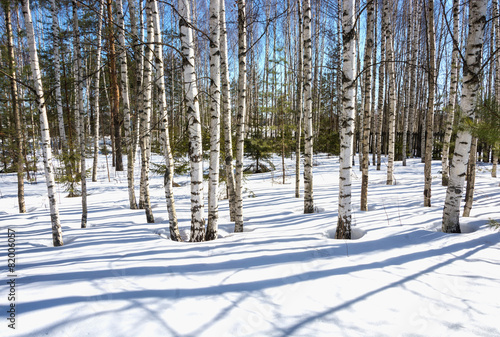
[1,153,499,337]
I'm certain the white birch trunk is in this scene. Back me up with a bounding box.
[50,0,67,148]
[336,0,356,239]
[206,0,221,241]
[179,0,205,241]
[92,2,104,183]
[376,7,385,171]
[152,0,181,241]
[442,0,486,233]
[424,0,436,206]
[117,0,138,209]
[21,0,63,246]
[303,0,314,214]
[361,0,374,211]
[220,0,236,222]
[234,0,247,233]
[73,0,87,228]
[141,0,155,223]
[295,0,303,199]
[384,0,396,185]
[442,0,460,186]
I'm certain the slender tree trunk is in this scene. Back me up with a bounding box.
[92,2,104,183]
[463,137,477,217]
[106,0,123,172]
[206,0,221,241]
[442,0,460,186]
[424,0,436,207]
[361,0,374,211]
[408,1,419,162]
[295,0,303,199]
[179,0,205,241]
[73,0,87,228]
[3,1,26,214]
[139,0,155,223]
[303,0,315,213]
[234,0,247,233]
[50,0,67,149]
[21,0,63,246]
[151,0,181,240]
[401,1,412,167]
[220,0,236,222]
[376,7,385,171]
[442,1,486,233]
[384,0,396,185]
[117,0,138,209]
[336,0,356,239]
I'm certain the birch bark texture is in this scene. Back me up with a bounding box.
[424,0,436,207]
[206,0,221,241]
[383,0,397,185]
[50,0,67,149]
[3,1,26,213]
[21,0,64,246]
[141,0,155,223]
[442,0,486,234]
[220,0,236,222]
[442,0,460,186]
[117,0,138,209]
[376,12,385,172]
[152,0,182,241]
[234,0,247,233]
[295,0,303,199]
[361,0,375,211]
[73,0,87,228]
[179,0,206,241]
[336,0,356,240]
[303,0,314,214]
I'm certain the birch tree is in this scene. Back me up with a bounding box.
[92,2,104,183]
[442,0,486,233]
[376,2,386,171]
[220,0,236,221]
[152,0,182,241]
[361,0,375,211]
[493,0,499,179]
[295,0,303,199]
[141,0,155,223]
[50,0,67,149]
[442,0,460,186]
[21,0,64,246]
[423,0,436,207]
[3,1,25,214]
[384,0,397,185]
[179,0,205,241]
[303,0,315,214]
[234,0,247,233]
[73,0,87,228]
[206,0,221,241]
[117,0,138,209]
[336,0,356,239]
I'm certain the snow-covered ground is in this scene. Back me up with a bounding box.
[1,153,499,337]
